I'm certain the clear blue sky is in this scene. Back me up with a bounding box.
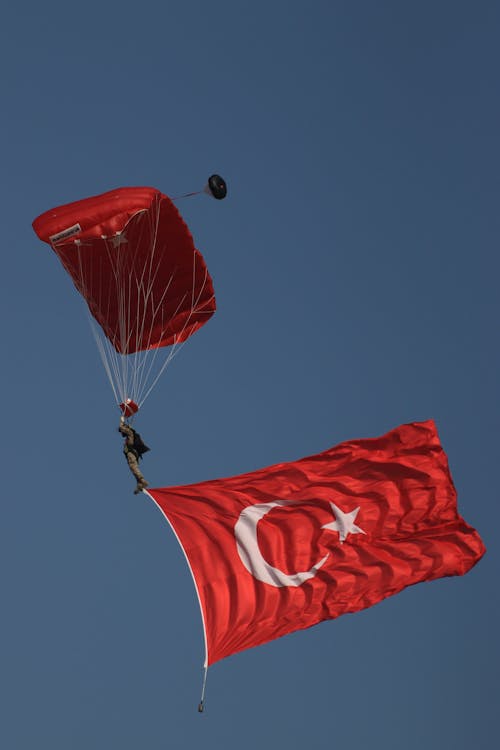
[1,2,498,748]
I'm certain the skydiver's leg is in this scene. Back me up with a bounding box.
[126,452,148,493]
[126,451,143,480]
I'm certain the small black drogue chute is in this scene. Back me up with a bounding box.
[206,174,227,200]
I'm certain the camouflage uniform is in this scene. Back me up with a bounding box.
[118,421,149,494]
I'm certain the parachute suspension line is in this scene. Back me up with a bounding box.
[130,202,177,405]
[139,251,214,406]
[70,239,128,407]
[82,199,182,411]
[170,190,204,201]
[132,204,159,359]
[137,291,190,405]
[132,208,215,408]
[89,310,131,407]
[66,192,215,413]
[85,233,131,408]
[82,246,122,406]
[139,336,185,407]
[198,666,208,713]
[89,316,121,405]
[125,224,146,402]
[104,237,132,404]
[95,208,159,408]
[132,203,173,399]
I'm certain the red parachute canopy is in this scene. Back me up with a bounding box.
[32,187,216,354]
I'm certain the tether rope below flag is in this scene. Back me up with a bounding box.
[146,420,485,670]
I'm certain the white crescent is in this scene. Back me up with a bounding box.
[234,500,329,588]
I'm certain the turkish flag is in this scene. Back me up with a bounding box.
[147,421,485,665]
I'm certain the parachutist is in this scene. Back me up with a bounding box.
[118,420,150,494]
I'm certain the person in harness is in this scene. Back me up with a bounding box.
[118,416,150,494]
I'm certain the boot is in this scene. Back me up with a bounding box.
[134,479,149,494]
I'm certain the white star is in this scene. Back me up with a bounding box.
[321,502,366,544]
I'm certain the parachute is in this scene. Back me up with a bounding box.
[33,177,226,413]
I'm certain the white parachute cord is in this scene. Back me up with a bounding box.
[88,233,133,409]
[135,198,162,347]
[129,199,164,402]
[113,251,132,403]
[105,198,177,409]
[128,208,162,403]
[89,317,121,405]
[132,202,196,403]
[70,239,125,407]
[138,338,187,408]
[139,255,214,406]
[134,289,187,404]
[89,315,130,407]
[67,196,214,413]
[103,226,148,405]
[137,255,213,407]
[132,275,179,403]
[99,236,130,403]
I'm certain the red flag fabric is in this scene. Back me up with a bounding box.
[147,421,485,666]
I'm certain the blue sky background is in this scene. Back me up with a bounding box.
[1,2,498,748]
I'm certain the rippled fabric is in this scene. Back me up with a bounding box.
[33,187,215,353]
[148,421,485,665]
